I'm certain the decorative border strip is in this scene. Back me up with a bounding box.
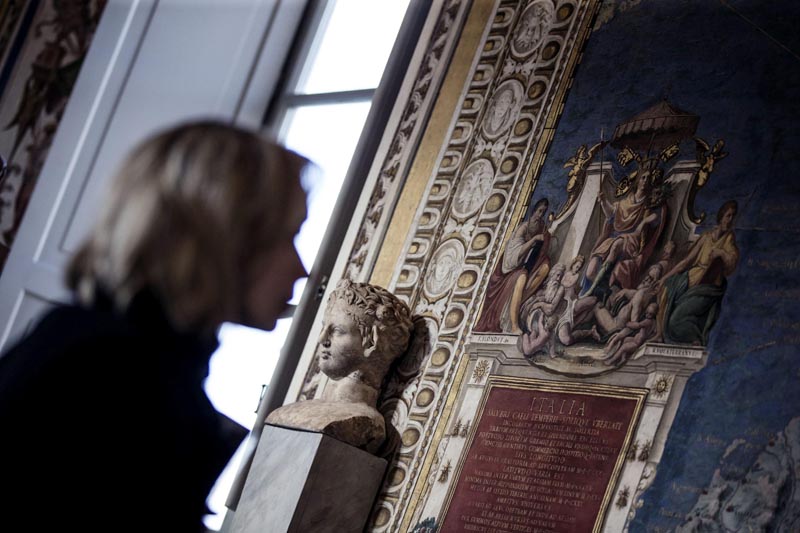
[346,0,470,282]
[363,1,602,530]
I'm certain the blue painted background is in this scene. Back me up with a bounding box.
[523,0,800,529]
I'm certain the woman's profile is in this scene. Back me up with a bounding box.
[0,121,309,531]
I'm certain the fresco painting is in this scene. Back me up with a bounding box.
[477,98,738,378]
[470,0,800,529]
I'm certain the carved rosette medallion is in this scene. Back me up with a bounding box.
[451,159,495,219]
[510,0,554,58]
[480,79,525,140]
[423,239,465,300]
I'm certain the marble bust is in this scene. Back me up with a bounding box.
[267,279,413,453]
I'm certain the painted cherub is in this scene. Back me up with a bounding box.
[694,137,728,187]
[561,254,585,301]
[519,264,566,358]
[602,302,658,366]
[593,264,662,337]
[553,255,604,347]
[556,141,608,218]
[521,313,562,358]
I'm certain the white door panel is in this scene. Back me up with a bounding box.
[0,0,305,352]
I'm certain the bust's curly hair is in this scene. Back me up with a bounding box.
[327,279,413,362]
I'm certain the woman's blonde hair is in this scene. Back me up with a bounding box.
[67,120,308,333]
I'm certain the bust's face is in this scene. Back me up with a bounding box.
[317,305,366,380]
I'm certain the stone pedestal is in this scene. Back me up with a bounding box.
[230,424,387,533]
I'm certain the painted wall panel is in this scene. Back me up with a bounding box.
[308,1,800,530]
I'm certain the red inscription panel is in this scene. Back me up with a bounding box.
[439,383,641,533]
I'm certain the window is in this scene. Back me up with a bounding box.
[203,1,413,529]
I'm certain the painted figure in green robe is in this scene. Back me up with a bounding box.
[656,200,739,345]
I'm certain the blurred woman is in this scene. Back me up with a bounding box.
[0,121,308,531]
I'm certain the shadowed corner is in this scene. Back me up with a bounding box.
[377,314,434,462]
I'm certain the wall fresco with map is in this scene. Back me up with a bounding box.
[475,0,800,530]
[289,0,799,530]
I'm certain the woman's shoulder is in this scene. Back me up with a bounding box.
[39,303,137,343]
[0,303,148,409]
[1,304,141,373]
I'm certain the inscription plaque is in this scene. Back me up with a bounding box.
[439,377,647,533]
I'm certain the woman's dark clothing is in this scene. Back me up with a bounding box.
[0,291,245,532]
